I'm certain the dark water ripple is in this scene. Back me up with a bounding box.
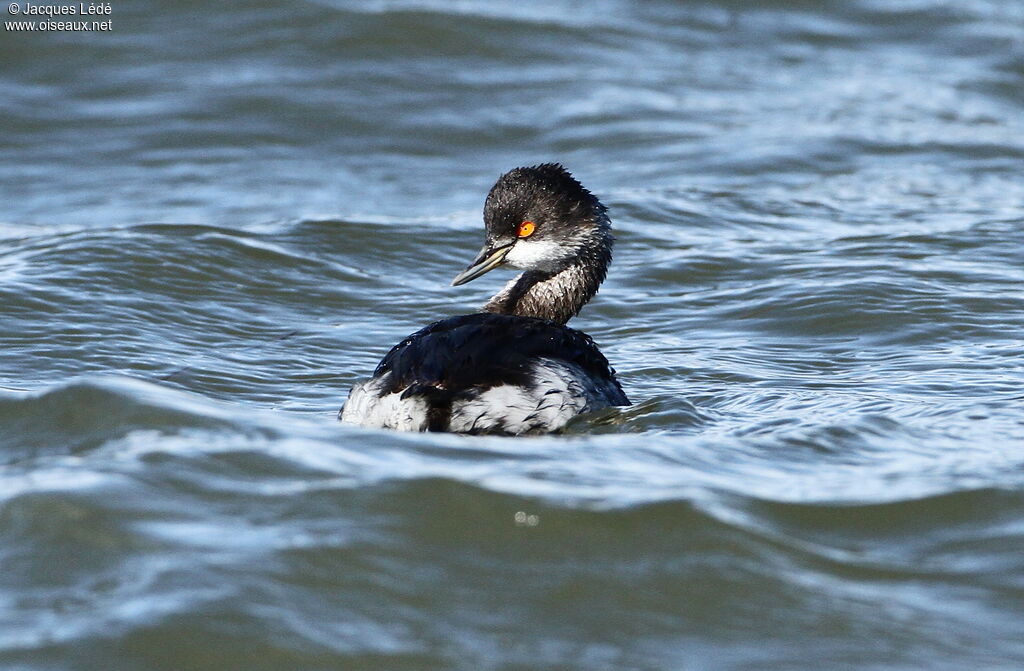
[3,0,1024,669]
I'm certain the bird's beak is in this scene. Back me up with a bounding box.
[451,242,514,286]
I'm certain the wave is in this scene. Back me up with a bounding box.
[2,465,1022,667]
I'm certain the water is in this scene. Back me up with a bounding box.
[2,1,1024,668]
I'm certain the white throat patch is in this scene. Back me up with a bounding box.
[504,239,570,272]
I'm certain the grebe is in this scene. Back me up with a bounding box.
[339,164,629,435]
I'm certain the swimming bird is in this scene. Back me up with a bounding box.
[339,163,629,435]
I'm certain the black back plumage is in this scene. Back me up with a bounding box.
[374,313,628,405]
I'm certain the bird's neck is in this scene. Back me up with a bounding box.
[482,239,611,325]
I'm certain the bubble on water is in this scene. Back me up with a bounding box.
[514,511,540,527]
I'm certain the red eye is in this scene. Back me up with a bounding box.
[517,221,536,238]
